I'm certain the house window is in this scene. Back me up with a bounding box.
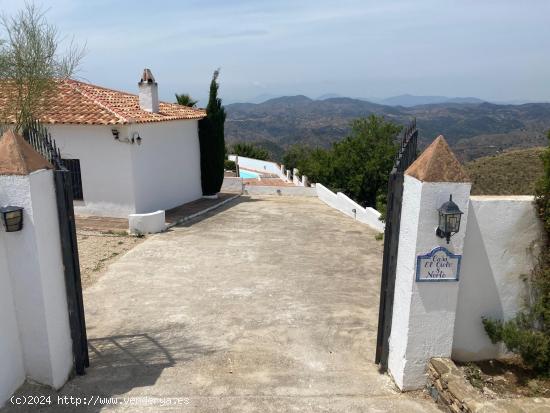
[62,159,84,201]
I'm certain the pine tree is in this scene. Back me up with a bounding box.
[198,69,226,195]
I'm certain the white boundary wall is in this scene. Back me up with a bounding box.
[452,196,543,361]
[0,169,73,407]
[316,183,384,232]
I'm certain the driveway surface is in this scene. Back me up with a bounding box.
[3,196,440,412]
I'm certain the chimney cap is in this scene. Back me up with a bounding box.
[140,68,156,84]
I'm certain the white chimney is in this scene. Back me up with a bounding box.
[138,68,159,113]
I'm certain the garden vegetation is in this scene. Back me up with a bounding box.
[483,132,550,374]
[283,115,402,208]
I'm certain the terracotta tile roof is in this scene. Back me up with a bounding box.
[0,79,206,125]
[406,135,470,182]
[0,130,52,175]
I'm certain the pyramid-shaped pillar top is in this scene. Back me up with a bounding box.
[406,135,469,183]
[0,130,53,176]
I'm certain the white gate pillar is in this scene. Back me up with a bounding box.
[0,131,74,407]
[387,136,471,390]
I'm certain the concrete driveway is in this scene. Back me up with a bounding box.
[4,196,440,412]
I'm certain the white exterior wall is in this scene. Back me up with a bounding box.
[47,121,202,217]
[0,232,25,407]
[452,196,543,361]
[388,175,471,390]
[130,120,202,214]
[0,170,73,406]
[316,183,384,232]
[48,124,135,217]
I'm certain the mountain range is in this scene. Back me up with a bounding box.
[225,95,550,161]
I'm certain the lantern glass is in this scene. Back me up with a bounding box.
[436,195,463,243]
[1,206,24,232]
[447,214,460,233]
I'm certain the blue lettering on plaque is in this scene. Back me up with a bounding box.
[416,246,461,282]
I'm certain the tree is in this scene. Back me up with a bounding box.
[175,93,198,108]
[482,132,550,373]
[198,69,226,196]
[282,144,311,171]
[231,142,270,161]
[0,2,84,131]
[286,115,401,207]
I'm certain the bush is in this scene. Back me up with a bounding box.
[483,132,550,374]
[282,115,401,208]
[224,159,236,172]
[231,142,270,161]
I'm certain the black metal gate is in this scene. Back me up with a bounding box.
[24,121,89,375]
[375,120,418,371]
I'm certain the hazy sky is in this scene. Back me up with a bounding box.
[1,0,549,104]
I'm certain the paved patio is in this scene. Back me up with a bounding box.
[3,196,440,412]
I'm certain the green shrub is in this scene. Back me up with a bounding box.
[231,142,270,161]
[282,115,401,208]
[483,132,550,375]
[224,159,236,171]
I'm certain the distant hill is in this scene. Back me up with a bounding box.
[378,94,485,107]
[225,96,550,161]
[465,147,545,195]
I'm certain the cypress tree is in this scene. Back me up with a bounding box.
[199,69,226,196]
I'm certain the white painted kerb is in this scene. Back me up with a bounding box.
[129,210,166,234]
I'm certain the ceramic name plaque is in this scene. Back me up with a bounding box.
[416,246,461,282]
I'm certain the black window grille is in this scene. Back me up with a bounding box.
[62,159,84,200]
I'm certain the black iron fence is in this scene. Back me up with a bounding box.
[375,120,418,371]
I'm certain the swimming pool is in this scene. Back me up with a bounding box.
[239,169,260,179]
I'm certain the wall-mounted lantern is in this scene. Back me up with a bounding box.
[0,206,24,232]
[132,132,142,145]
[436,195,463,244]
[112,129,142,145]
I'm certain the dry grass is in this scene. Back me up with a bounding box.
[465,147,545,195]
[77,230,146,288]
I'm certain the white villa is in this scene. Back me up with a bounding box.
[0,69,206,218]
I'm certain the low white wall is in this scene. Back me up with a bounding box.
[293,169,305,187]
[129,210,166,234]
[229,155,289,181]
[316,183,384,232]
[0,169,73,406]
[452,196,544,361]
